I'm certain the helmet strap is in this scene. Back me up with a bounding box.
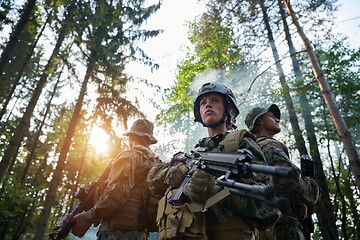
[201,114,227,129]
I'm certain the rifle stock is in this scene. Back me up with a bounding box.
[50,162,111,240]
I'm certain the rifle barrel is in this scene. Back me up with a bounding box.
[216,178,275,200]
[244,163,294,177]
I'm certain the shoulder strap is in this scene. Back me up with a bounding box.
[132,145,160,163]
[215,129,255,153]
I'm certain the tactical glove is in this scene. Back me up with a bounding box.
[184,170,215,203]
[165,163,189,188]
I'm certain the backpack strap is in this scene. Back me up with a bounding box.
[256,136,268,143]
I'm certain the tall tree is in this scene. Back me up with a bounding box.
[283,0,360,192]
[0,9,53,121]
[277,0,339,239]
[0,0,37,76]
[157,8,263,151]
[300,35,360,239]
[0,2,75,182]
[258,0,308,156]
[20,66,63,182]
[33,1,160,239]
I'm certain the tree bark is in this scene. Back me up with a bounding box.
[277,1,339,239]
[283,0,360,192]
[0,0,37,76]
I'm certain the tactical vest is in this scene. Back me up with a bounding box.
[101,147,159,232]
[157,130,259,240]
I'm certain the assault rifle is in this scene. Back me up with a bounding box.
[300,154,315,240]
[49,164,111,240]
[168,149,295,212]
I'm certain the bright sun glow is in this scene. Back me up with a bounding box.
[89,125,110,153]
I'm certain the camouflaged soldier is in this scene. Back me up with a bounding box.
[245,104,321,240]
[71,119,161,240]
[147,83,281,240]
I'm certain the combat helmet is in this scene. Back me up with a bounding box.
[194,82,239,130]
[244,104,280,132]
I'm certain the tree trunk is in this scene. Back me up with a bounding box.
[283,0,360,193]
[0,11,51,122]
[69,125,92,210]
[33,62,93,240]
[20,66,62,183]
[0,5,72,182]
[0,145,20,196]
[277,1,339,239]
[344,170,360,238]
[0,0,37,76]
[13,155,47,240]
[258,0,307,156]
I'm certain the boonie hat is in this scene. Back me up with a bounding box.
[125,119,157,144]
[245,104,280,132]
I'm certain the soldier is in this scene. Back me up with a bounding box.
[245,104,321,240]
[148,82,280,240]
[71,119,161,240]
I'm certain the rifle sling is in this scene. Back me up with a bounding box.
[177,188,231,213]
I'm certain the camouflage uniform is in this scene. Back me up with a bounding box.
[147,129,281,240]
[91,119,161,240]
[245,106,321,240]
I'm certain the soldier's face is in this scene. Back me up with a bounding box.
[199,93,225,125]
[259,111,281,134]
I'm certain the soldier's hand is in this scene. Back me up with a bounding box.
[184,170,215,203]
[165,163,189,188]
[71,211,94,237]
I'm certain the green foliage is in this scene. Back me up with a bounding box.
[325,154,360,239]
[316,35,360,128]
[292,33,360,239]
[156,4,275,152]
[157,8,246,124]
[0,180,33,236]
[0,0,14,31]
[298,34,360,142]
[0,7,42,103]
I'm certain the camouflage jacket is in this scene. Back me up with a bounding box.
[92,145,160,231]
[255,134,321,217]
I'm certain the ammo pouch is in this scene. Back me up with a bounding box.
[157,189,205,240]
[156,188,234,240]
